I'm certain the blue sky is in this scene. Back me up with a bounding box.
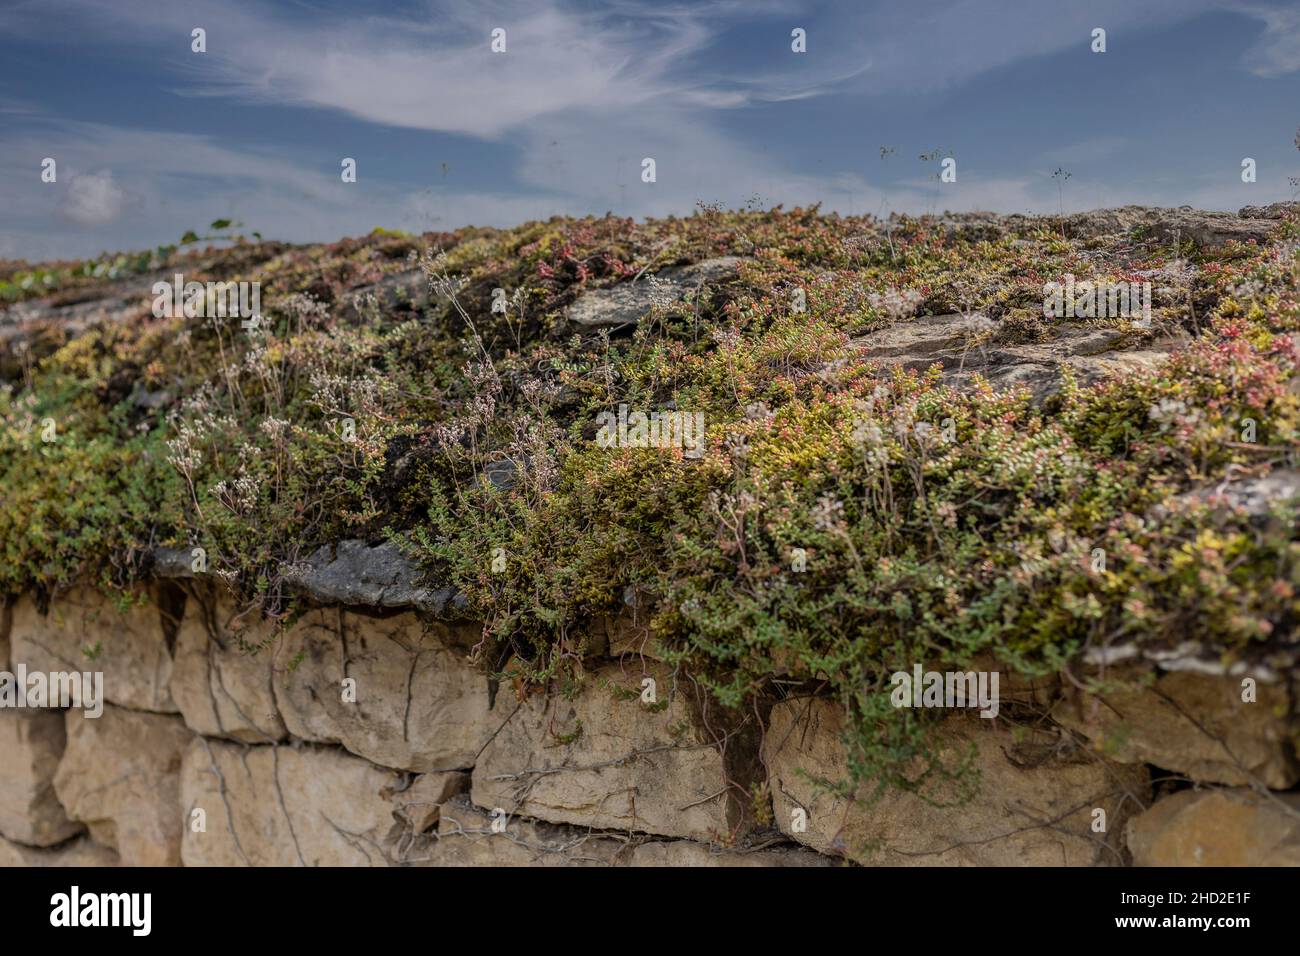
[1,0,1298,260]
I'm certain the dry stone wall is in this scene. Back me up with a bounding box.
[1,565,1297,867]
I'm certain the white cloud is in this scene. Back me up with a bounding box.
[1237,5,1300,76]
[1,0,1295,261]
[5,1,1297,131]
[819,0,1235,95]
[60,171,133,226]
[2,0,747,139]
[0,119,586,258]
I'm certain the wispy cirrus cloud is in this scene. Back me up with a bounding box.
[1236,4,1300,76]
[1,0,1298,260]
[2,0,764,138]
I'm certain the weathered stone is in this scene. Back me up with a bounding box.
[1151,211,1279,248]
[472,662,753,841]
[272,608,493,772]
[1239,202,1299,220]
[382,771,469,833]
[0,710,81,846]
[627,840,835,867]
[765,698,1147,865]
[884,205,1285,251]
[281,539,462,615]
[10,587,180,713]
[150,546,199,578]
[567,257,746,328]
[53,705,190,866]
[427,795,628,866]
[169,588,287,743]
[340,270,428,322]
[856,312,997,361]
[1181,469,1300,520]
[1126,789,1300,866]
[425,797,827,867]
[853,315,1182,401]
[1063,206,1281,248]
[0,274,155,350]
[0,835,119,867]
[484,459,519,491]
[1052,669,1298,789]
[601,608,664,660]
[1080,638,1299,684]
[180,738,411,866]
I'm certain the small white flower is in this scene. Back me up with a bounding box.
[812,493,845,531]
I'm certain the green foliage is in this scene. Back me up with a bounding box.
[3,206,1298,801]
